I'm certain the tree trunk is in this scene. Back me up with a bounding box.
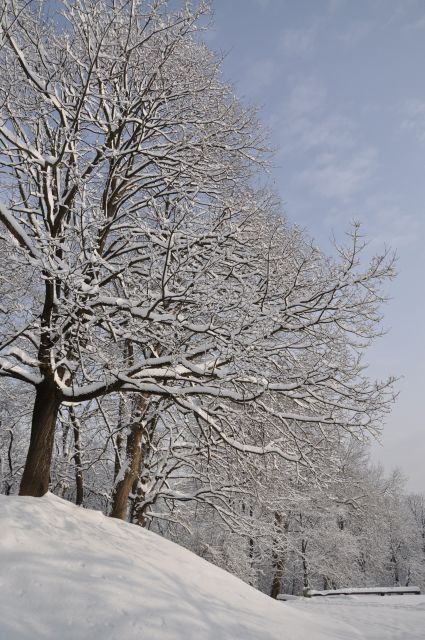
[270,513,288,599]
[130,476,149,528]
[301,538,309,589]
[323,576,331,590]
[130,412,159,527]
[110,394,150,520]
[69,407,84,506]
[19,378,60,497]
[270,554,285,599]
[110,423,145,520]
[391,549,400,586]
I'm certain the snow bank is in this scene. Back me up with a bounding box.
[0,493,355,640]
[288,595,425,640]
[307,586,421,596]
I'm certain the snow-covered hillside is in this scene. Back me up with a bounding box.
[0,493,353,640]
[1,493,424,640]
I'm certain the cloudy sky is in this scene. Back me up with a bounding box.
[208,0,425,490]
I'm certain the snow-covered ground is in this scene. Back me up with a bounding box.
[286,595,425,640]
[0,493,424,640]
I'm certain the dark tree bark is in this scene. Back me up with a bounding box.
[129,411,160,527]
[391,549,400,586]
[113,432,123,483]
[270,512,288,599]
[2,424,14,495]
[19,378,61,497]
[110,394,150,520]
[270,556,285,599]
[241,501,255,584]
[69,407,84,506]
[301,538,309,590]
[19,272,61,497]
[110,423,145,520]
[130,475,149,528]
[323,576,331,590]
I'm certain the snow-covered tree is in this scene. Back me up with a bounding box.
[408,493,425,557]
[0,0,394,514]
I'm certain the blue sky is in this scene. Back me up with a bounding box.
[208,0,425,490]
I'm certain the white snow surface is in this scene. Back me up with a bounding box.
[286,595,425,640]
[308,586,421,595]
[0,493,423,640]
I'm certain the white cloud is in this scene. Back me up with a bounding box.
[296,148,378,202]
[285,112,356,152]
[327,0,347,14]
[246,58,279,93]
[323,192,423,249]
[337,21,373,45]
[278,25,318,55]
[274,78,356,153]
[383,3,412,29]
[363,194,424,248]
[252,0,272,9]
[404,14,425,30]
[287,77,327,115]
[400,99,425,142]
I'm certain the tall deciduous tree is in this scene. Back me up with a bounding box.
[0,0,394,501]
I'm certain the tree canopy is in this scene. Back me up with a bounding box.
[0,0,394,535]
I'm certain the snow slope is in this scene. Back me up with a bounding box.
[0,493,357,640]
[2,494,424,640]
